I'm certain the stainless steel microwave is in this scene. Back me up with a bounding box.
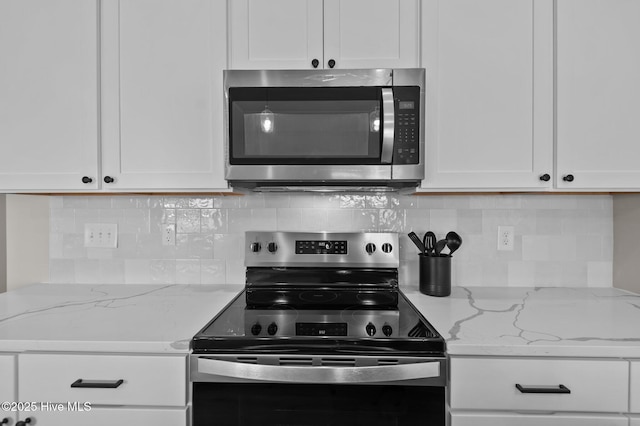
[224,68,425,192]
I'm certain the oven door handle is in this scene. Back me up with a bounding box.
[196,358,440,384]
[380,88,395,164]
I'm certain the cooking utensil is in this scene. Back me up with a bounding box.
[423,231,436,256]
[445,231,462,256]
[434,239,448,256]
[408,232,426,253]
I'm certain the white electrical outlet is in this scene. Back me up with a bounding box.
[84,223,118,248]
[497,226,514,251]
[163,224,176,246]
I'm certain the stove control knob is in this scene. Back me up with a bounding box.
[365,243,376,255]
[250,242,262,253]
[268,242,278,253]
[267,322,278,336]
[382,324,393,337]
[251,323,262,336]
[365,322,376,336]
[382,243,393,253]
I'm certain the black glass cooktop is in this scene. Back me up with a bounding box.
[191,290,445,356]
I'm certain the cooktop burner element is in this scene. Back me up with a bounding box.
[191,232,445,357]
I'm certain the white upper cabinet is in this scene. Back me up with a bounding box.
[556,0,640,190]
[229,0,324,70]
[0,0,100,191]
[101,0,228,191]
[420,0,554,191]
[229,0,419,70]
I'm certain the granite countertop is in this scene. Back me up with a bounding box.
[1,283,640,358]
[404,286,640,358]
[0,283,242,353]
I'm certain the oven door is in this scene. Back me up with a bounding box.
[190,355,446,426]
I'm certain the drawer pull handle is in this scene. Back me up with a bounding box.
[516,384,571,394]
[71,379,124,389]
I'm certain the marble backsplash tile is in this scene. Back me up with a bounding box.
[49,194,613,289]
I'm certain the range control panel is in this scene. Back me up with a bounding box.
[295,240,347,255]
[245,231,399,268]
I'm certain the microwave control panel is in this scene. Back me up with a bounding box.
[392,86,421,165]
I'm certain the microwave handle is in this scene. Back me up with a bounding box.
[381,88,395,164]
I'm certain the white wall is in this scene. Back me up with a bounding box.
[0,195,6,293]
[613,194,640,294]
[6,194,49,291]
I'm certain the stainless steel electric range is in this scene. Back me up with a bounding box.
[190,232,447,426]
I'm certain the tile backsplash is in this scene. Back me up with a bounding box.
[49,194,613,289]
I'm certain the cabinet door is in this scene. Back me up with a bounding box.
[556,0,640,190]
[0,0,99,192]
[0,355,16,425]
[632,361,640,412]
[101,0,227,191]
[229,0,324,69]
[323,0,419,69]
[631,417,640,426]
[450,357,629,413]
[420,0,553,190]
[452,412,628,426]
[18,408,187,426]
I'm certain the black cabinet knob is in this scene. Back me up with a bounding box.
[539,173,551,182]
[16,418,32,426]
[81,176,93,184]
[328,59,336,68]
[562,174,574,182]
[311,59,319,68]
[103,176,115,184]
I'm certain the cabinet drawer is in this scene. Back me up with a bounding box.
[450,357,629,413]
[632,361,640,412]
[19,407,187,426]
[18,353,186,407]
[0,354,16,401]
[452,412,628,426]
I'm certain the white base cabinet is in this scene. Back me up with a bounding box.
[19,407,187,426]
[450,356,631,424]
[452,412,628,426]
[16,353,188,425]
[632,361,640,413]
[0,354,17,425]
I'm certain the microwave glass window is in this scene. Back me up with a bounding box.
[229,87,384,165]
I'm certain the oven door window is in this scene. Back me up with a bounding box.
[229,87,384,165]
[193,383,444,426]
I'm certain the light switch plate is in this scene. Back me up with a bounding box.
[84,223,118,248]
